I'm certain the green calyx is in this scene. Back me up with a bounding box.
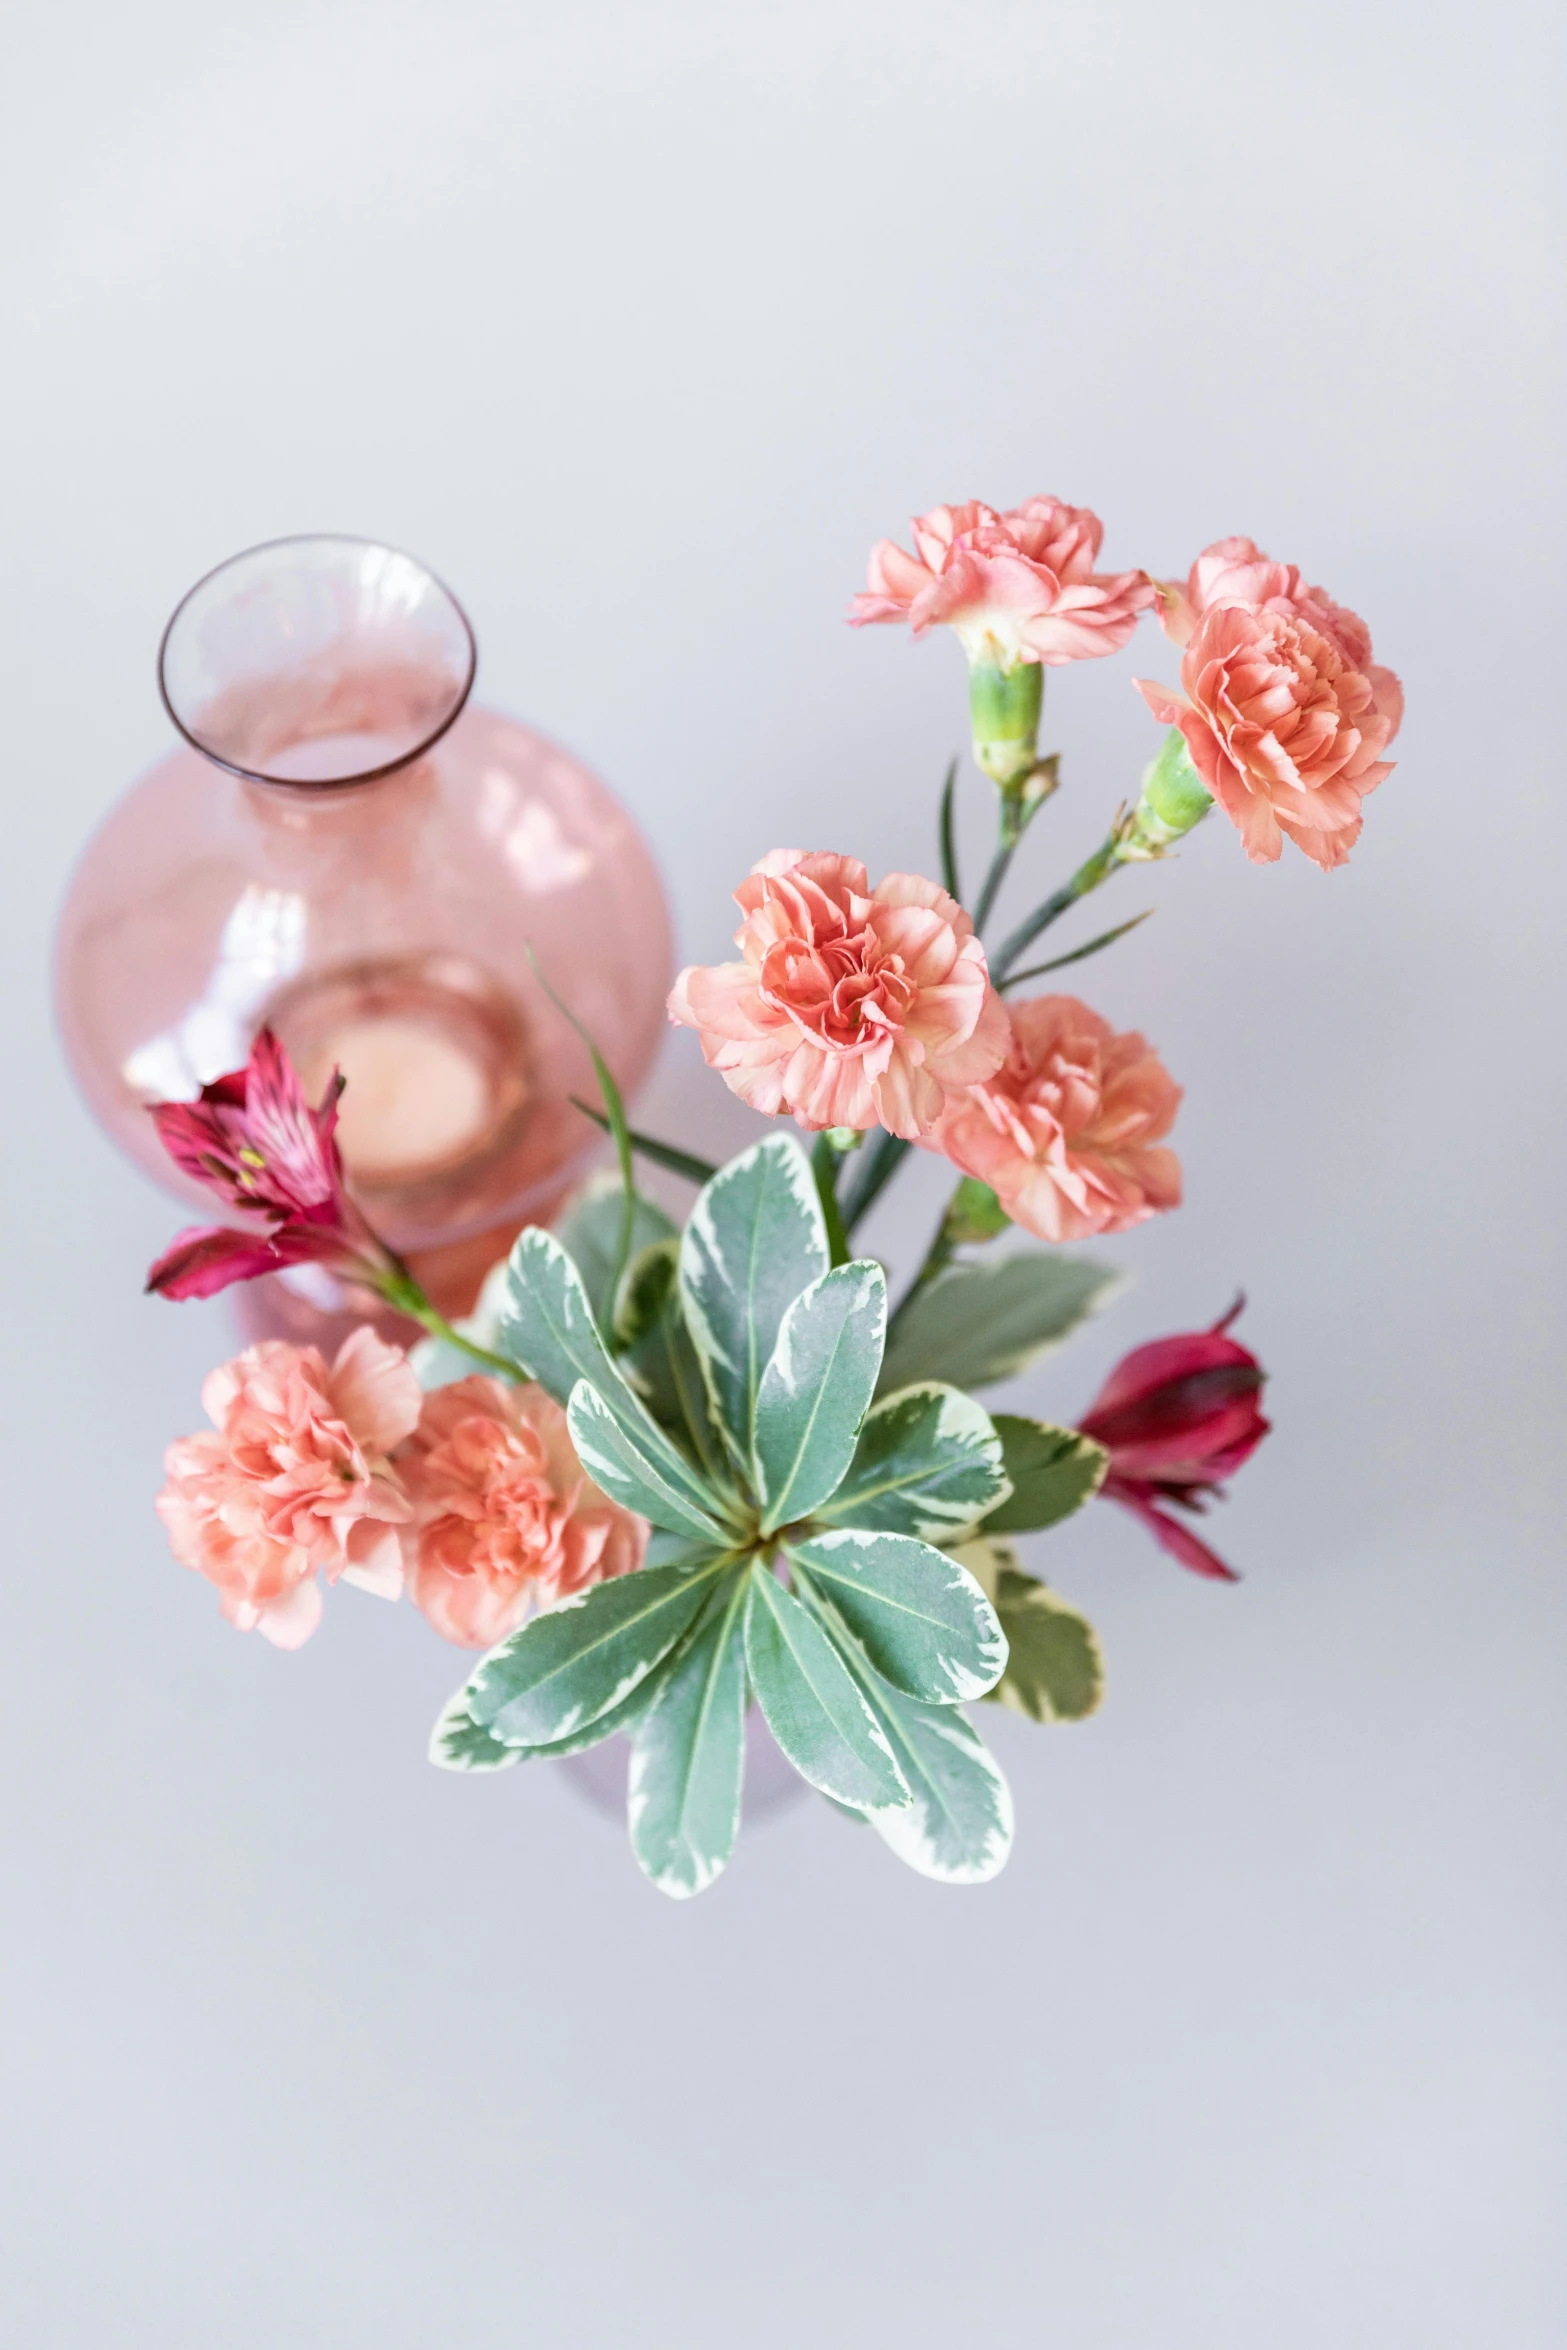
[968,656,1044,790]
[1120,726,1213,860]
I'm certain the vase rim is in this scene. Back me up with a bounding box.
[156,532,479,791]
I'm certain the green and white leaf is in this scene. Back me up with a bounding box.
[789,1529,1006,1704]
[679,1135,827,1464]
[984,1562,1105,1724]
[464,1555,729,1748]
[744,1563,910,1813]
[497,1227,725,1523]
[981,1415,1108,1534]
[752,1261,887,1534]
[628,1577,750,1898]
[878,1252,1124,1394]
[555,1175,677,1326]
[566,1380,732,1542]
[814,1382,1009,1541]
[428,1688,522,1772]
[519,1650,681,1757]
[812,1606,1014,1884]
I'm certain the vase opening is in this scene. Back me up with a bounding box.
[158,534,477,788]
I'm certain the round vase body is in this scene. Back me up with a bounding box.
[54,540,673,1314]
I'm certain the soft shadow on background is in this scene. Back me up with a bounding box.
[2,3,1563,2343]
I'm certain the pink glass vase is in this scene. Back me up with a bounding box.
[54,535,673,1322]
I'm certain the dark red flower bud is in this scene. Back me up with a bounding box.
[1079,1299,1269,1581]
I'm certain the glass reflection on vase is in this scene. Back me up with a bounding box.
[54,535,673,1329]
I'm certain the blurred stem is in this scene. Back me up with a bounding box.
[938,758,961,903]
[810,1132,853,1268]
[840,1128,911,1235]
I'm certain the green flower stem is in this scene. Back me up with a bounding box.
[937,757,961,903]
[970,838,1017,935]
[991,827,1126,985]
[375,1268,523,1381]
[810,1132,854,1269]
[888,1189,962,1330]
[840,1127,911,1235]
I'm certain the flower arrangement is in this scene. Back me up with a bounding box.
[143,499,1399,1896]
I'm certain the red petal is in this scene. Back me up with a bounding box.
[1107,1484,1241,1581]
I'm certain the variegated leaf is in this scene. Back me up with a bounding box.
[985,1564,1105,1724]
[679,1135,828,1463]
[789,1529,1006,1704]
[567,1381,731,1542]
[982,1415,1108,1534]
[744,1563,910,1812]
[878,1253,1123,1394]
[812,1603,1014,1883]
[813,1381,1009,1540]
[753,1261,887,1534]
[518,1651,680,1756]
[554,1176,677,1326]
[428,1689,521,1772]
[497,1228,727,1526]
[464,1555,729,1748]
[628,1575,750,1898]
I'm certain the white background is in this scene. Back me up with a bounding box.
[2,3,1563,2343]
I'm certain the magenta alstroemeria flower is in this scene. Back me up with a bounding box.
[1078,1300,1269,1582]
[145,1029,389,1302]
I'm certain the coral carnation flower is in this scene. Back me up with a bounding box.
[398,1377,647,1649]
[1139,537,1403,871]
[669,851,1009,1138]
[146,1027,389,1301]
[1079,1302,1270,1581]
[922,994,1181,1242]
[155,1329,421,1647]
[849,496,1153,667]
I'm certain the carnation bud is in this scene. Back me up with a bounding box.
[1119,726,1213,860]
[943,1177,1011,1245]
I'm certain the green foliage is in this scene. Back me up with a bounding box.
[816,1382,1009,1541]
[434,1131,1124,1898]
[986,1565,1104,1723]
[680,1135,828,1468]
[805,1590,1013,1882]
[950,1540,1105,1724]
[744,1563,911,1813]
[462,1556,731,1749]
[429,1690,521,1773]
[982,1415,1108,1534]
[752,1262,887,1533]
[879,1252,1122,1393]
[628,1579,750,1897]
[789,1530,1005,1704]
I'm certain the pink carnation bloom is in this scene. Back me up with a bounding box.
[922,994,1182,1242]
[849,496,1154,667]
[398,1377,647,1649]
[669,851,1009,1138]
[1137,600,1402,872]
[156,1329,421,1648]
